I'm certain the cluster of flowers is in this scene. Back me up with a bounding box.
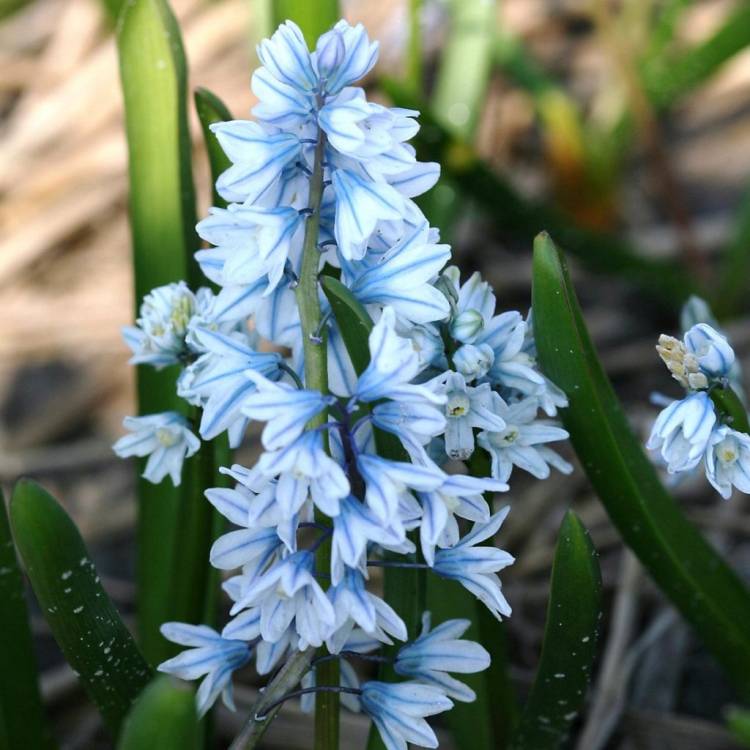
[647,300,750,499]
[113,19,571,748]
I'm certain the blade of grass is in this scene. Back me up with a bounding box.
[0,491,53,750]
[532,232,750,700]
[10,480,153,736]
[509,511,602,750]
[117,0,198,664]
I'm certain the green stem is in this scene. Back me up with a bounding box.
[293,129,339,750]
[710,385,750,435]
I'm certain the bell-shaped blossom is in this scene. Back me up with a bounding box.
[332,170,407,261]
[705,425,750,499]
[395,613,490,702]
[360,681,453,750]
[647,391,716,474]
[477,397,571,483]
[326,569,407,654]
[315,21,379,95]
[356,453,444,523]
[346,221,451,325]
[229,550,335,647]
[158,623,250,717]
[210,120,301,204]
[418,473,507,566]
[257,430,350,518]
[113,412,199,486]
[453,343,494,381]
[183,328,282,446]
[433,508,514,620]
[122,281,197,367]
[432,372,507,461]
[684,323,735,380]
[242,371,336,450]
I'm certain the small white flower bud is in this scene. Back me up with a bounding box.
[450,309,484,344]
[454,343,494,380]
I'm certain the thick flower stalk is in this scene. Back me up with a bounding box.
[113,19,572,749]
[647,297,750,499]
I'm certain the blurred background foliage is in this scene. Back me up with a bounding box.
[3,0,750,748]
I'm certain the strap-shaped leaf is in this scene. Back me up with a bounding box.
[0,492,52,750]
[117,676,199,750]
[194,87,232,208]
[10,480,153,736]
[271,0,339,46]
[532,232,750,700]
[510,511,602,750]
[321,275,373,374]
[117,0,197,664]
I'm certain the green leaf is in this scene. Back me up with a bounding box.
[116,0,197,664]
[117,676,199,750]
[532,232,750,701]
[710,385,750,435]
[510,511,602,750]
[727,706,750,747]
[194,87,232,208]
[271,0,339,46]
[384,80,698,307]
[0,492,53,750]
[321,275,373,374]
[425,578,496,750]
[10,480,153,736]
[431,0,495,140]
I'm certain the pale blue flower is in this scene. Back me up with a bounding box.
[122,281,197,367]
[705,425,750,499]
[417,472,507,566]
[183,328,282,446]
[210,120,301,204]
[647,391,716,474]
[453,343,494,380]
[229,550,335,647]
[345,221,451,325]
[332,170,407,260]
[256,430,350,518]
[684,323,735,379]
[395,612,490,701]
[112,412,199,486]
[433,508,514,620]
[354,308,445,413]
[331,496,404,581]
[326,569,407,653]
[314,21,379,95]
[158,623,250,717]
[209,526,282,571]
[356,453,444,523]
[361,680,453,750]
[477,397,571,483]
[242,371,336,450]
[432,371,506,461]
[450,310,484,344]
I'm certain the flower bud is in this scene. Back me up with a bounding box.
[454,343,494,380]
[450,309,483,344]
[684,323,735,379]
[315,29,346,79]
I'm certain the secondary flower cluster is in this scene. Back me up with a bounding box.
[113,19,571,748]
[647,304,750,499]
